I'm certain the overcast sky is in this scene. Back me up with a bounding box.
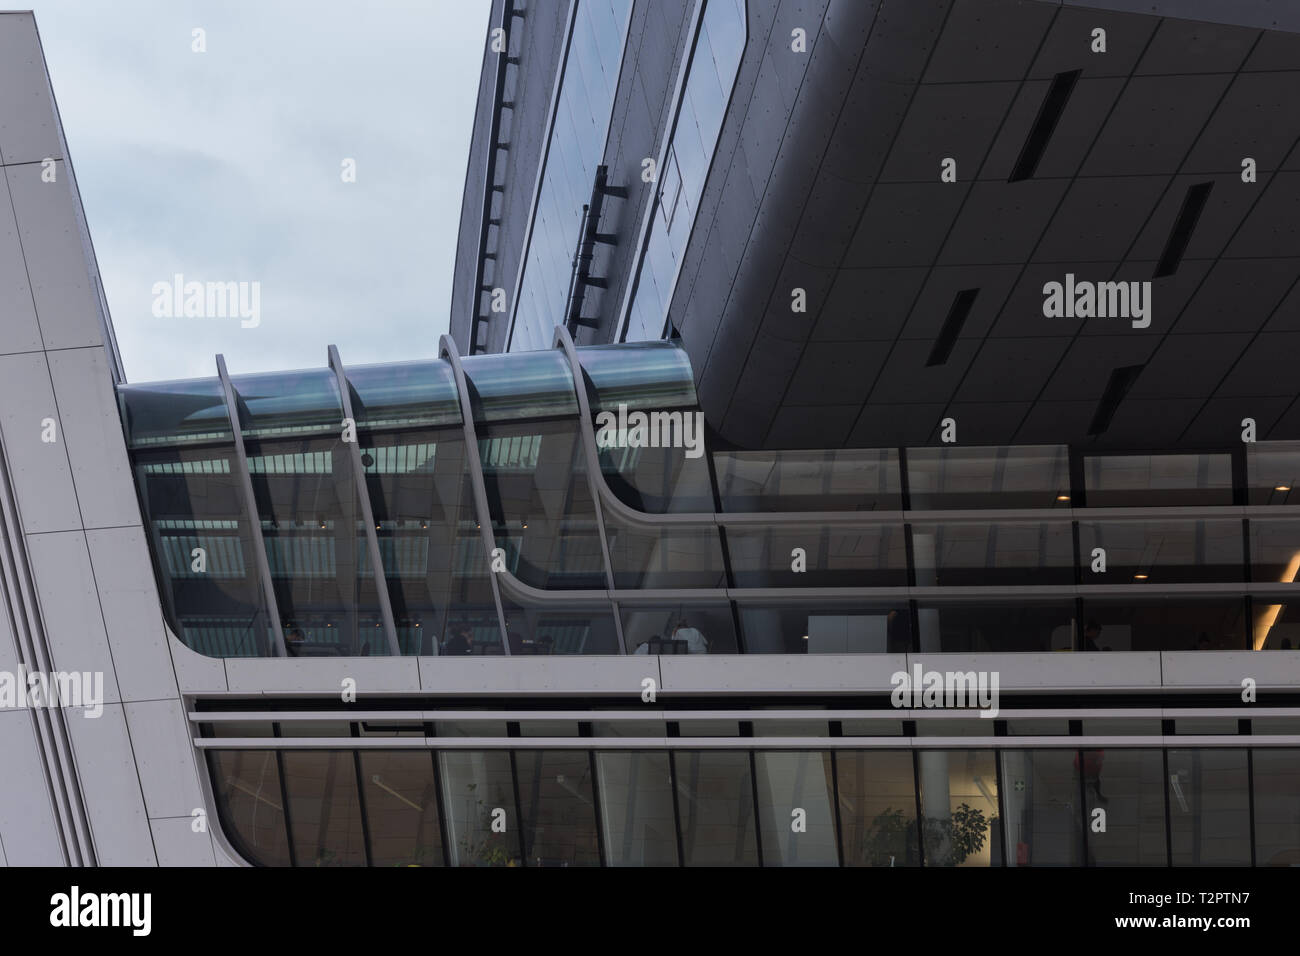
[27,0,490,383]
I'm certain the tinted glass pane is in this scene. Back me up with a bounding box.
[232,368,341,438]
[728,524,909,587]
[715,448,902,512]
[908,445,1071,510]
[1081,599,1248,651]
[118,378,231,447]
[208,750,292,866]
[1254,597,1300,650]
[1078,519,1243,584]
[917,603,1076,652]
[1249,519,1300,584]
[674,751,758,866]
[439,751,520,866]
[280,751,366,866]
[1000,750,1084,866]
[596,752,678,866]
[361,428,499,655]
[515,750,601,866]
[1247,442,1300,505]
[739,604,910,654]
[359,751,445,867]
[912,521,1074,586]
[462,350,578,420]
[500,594,620,655]
[836,751,919,867]
[1167,748,1250,866]
[1081,748,1166,866]
[1084,453,1233,507]
[345,359,460,429]
[755,751,838,866]
[479,419,604,590]
[600,440,715,513]
[131,442,277,657]
[578,341,697,412]
[916,750,1000,867]
[1252,748,1300,866]
[623,604,737,655]
[607,516,726,588]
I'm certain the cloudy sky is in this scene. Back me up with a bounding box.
[27,0,490,382]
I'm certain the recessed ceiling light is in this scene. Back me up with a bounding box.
[1134,573,1149,580]
[1276,486,1291,493]
[1056,494,1070,501]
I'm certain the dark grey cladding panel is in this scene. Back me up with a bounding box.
[982,77,1125,180]
[879,82,1023,183]
[1126,332,1252,398]
[1038,334,1159,401]
[1172,260,1296,334]
[1225,171,1300,258]
[1185,73,1300,174]
[1245,27,1300,69]
[1030,5,1160,77]
[1129,172,1261,261]
[1061,0,1300,34]
[1263,272,1300,332]
[922,0,1058,83]
[953,336,1069,404]
[1032,176,1166,262]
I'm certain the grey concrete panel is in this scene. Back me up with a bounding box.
[64,702,156,865]
[1162,650,1300,688]
[0,179,42,354]
[150,816,216,867]
[47,347,139,530]
[660,653,907,693]
[0,709,64,865]
[24,530,122,705]
[0,351,79,534]
[907,651,1164,689]
[4,161,101,350]
[166,624,229,693]
[85,526,178,703]
[0,13,63,166]
[419,655,653,696]
[225,655,421,694]
[125,700,204,819]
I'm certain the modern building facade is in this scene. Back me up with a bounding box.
[3,1,1300,869]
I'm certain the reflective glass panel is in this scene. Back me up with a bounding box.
[727,524,908,588]
[755,751,839,866]
[1167,748,1250,866]
[916,602,1076,653]
[835,751,920,867]
[499,593,620,655]
[359,751,445,867]
[907,445,1071,510]
[439,751,520,867]
[1000,750,1084,866]
[1081,748,1166,866]
[673,751,758,866]
[118,378,231,447]
[1252,749,1300,866]
[1084,453,1233,507]
[280,751,366,866]
[1247,442,1300,505]
[622,604,737,655]
[208,750,292,866]
[715,448,902,512]
[1081,598,1248,651]
[596,751,679,866]
[739,604,911,654]
[912,521,1074,586]
[1078,519,1244,584]
[515,750,601,866]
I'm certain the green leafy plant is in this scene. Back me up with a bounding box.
[861,803,995,867]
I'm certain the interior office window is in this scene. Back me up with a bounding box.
[916,602,1076,653]
[605,515,727,589]
[835,751,919,866]
[1000,750,1084,867]
[1249,518,1300,585]
[739,604,911,654]
[674,751,759,866]
[515,750,601,867]
[916,750,1000,867]
[359,751,445,867]
[1080,748,1166,866]
[754,752,839,866]
[499,595,621,655]
[280,751,367,866]
[1083,453,1233,507]
[1081,598,1248,651]
[1254,598,1300,651]
[1246,442,1300,505]
[207,750,292,866]
[1077,519,1243,585]
[1252,749,1300,866]
[620,604,737,655]
[439,751,519,866]
[596,752,679,866]
[1167,749,1250,866]
[907,445,1070,510]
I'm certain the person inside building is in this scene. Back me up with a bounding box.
[670,617,708,654]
